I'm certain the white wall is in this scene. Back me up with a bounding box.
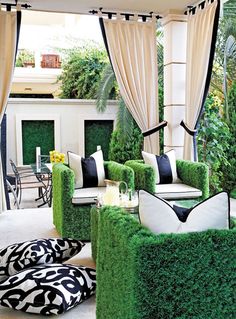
[6,98,118,173]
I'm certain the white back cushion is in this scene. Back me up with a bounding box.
[139,190,230,234]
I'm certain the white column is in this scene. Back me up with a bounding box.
[162,14,187,159]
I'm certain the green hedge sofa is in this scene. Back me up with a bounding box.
[125,159,209,200]
[92,206,236,319]
[52,161,134,241]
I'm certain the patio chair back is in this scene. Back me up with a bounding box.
[9,159,44,206]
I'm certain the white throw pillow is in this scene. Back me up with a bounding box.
[68,150,105,189]
[139,190,230,234]
[142,149,178,184]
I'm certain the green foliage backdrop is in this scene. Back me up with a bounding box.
[198,10,236,194]
[222,82,236,192]
[22,120,54,165]
[59,45,108,99]
[108,125,143,163]
[85,120,113,160]
[197,95,230,193]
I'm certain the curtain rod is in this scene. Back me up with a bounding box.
[89,8,162,20]
[1,2,31,9]
[185,0,215,14]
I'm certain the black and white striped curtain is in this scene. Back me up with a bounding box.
[99,15,160,154]
[182,0,220,161]
[0,6,21,211]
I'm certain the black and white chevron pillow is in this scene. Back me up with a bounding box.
[0,263,96,315]
[142,149,178,184]
[0,238,84,283]
[68,149,105,189]
[139,190,230,234]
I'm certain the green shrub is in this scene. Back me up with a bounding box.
[197,94,230,193]
[59,45,108,99]
[221,82,236,192]
[16,49,35,67]
[108,124,143,164]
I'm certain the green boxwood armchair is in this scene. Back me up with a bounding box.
[125,159,209,200]
[94,206,236,319]
[52,161,134,241]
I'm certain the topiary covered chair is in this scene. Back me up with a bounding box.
[52,161,134,241]
[125,159,209,201]
[93,206,236,319]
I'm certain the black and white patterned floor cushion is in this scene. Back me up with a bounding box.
[0,263,96,315]
[0,238,84,282]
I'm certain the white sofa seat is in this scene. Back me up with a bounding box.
[155,183,202,200]
[72,187,106,205]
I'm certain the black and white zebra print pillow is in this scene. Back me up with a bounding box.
[0,238,84,283]
[0,263,96,315]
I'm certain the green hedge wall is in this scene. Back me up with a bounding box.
[22,120,54,165]
[85,120,113,160]
[96,206,236,319]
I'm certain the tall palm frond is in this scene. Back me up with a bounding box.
[96,64,116,113]
[96,63,133,138]
[116,99,134,140]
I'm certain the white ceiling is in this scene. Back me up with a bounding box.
[15,0,198,16]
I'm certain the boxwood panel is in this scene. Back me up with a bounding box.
[22,120,54,164]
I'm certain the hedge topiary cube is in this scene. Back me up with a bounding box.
[52,161,134,241]
[125,159,209,200]
[96,206,236,319]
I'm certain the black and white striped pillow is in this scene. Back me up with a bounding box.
[142,149,178,184]
[68,150,105,189]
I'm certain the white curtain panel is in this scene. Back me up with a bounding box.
[0,10,18,212]
[184,0,218,161]
[103,17,159,154]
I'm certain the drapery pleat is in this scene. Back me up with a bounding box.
[183,0,219,161]
[0,10,19,212]
[102,18,159,154]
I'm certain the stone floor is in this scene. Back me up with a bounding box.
[0,190,96,319]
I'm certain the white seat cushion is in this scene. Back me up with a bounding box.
[155,183,202,199]
[72,187,106,205]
